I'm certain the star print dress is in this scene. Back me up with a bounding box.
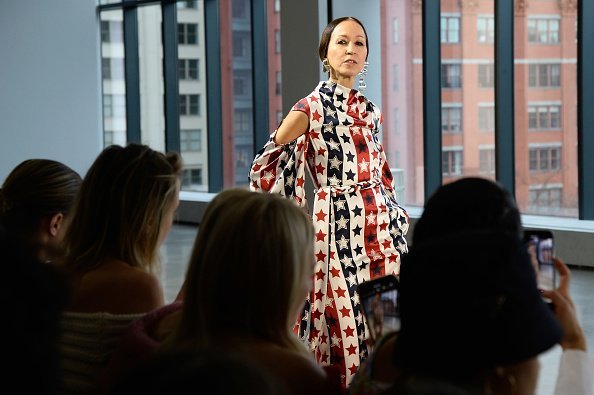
[249,81,409,388]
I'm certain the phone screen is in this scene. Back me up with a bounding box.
[524,230,556,297]
[357,275,400,344]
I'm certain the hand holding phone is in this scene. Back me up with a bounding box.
[357,275,400,345]
[523,229,556,301]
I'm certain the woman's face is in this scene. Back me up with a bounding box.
[326,20,367,83]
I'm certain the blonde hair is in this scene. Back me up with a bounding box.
[169,188,314,353]
[63,143,181,274]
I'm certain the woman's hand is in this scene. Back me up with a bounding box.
[540,258,587,351]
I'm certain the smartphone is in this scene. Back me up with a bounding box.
[523,229,556,300]
[357,274,400,345]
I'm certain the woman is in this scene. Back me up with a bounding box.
[161,188,341,395]
[58,143,181,394]
[0,158,81,263]
[249,16,409,387]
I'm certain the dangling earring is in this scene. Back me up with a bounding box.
[358,61,369,92]
[322,58,330,73]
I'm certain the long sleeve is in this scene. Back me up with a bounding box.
[249,130,310,209]
[554,349,593,395]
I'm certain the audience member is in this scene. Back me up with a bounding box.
[58,143,181,394]
[155,188,342,395]
[0,158,82,263]
[349,177,592,395]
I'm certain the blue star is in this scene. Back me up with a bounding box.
[354,244,363,256]
[351,206,362,217]
[340,133,351,144]
[353,224,362,235]
[345,169,356,181]
[346,151,355,162]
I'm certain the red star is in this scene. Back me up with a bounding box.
[320,333,328,344]
[296,177,305,188]
[379,221,388,231]
[382,239,392,250]
[329,266,341,277]
[315,210,327,222]
[311,309,323,322]
[343,326,355,338]
[314,289,324,301]
[252,163,261,171]
[330,251,336,260]
[334,286,346,298]
[349,363,358,375]
[317,147,327,156]
[309,130,319,140]
[372,151,379,160]
[315,163,325,174]
[297,141,304,151]
[310,95,319,103]
[320,353,329,363]
[339,306,351,318]
[315,267,325,279]
[315,229,326,241]
[315,251,326,263]
[346,343,357,356]
[317,190,328,200]
[312,110,322,122]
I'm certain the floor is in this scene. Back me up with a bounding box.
[160,223,594,395]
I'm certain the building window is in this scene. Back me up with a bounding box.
[442,148,463,176]
[393,64,399,91]
[178,59,199,80]
[182,168,203,189]
[441,64,462,88]
[528,105,561,130]
[393,107,400,135]
[527,18,560,44]
[180,94,200,115]
[529,146,562,172]
[180,129,201,152]
[176,1,197,9]
[102,58,111,79]
[478,64,494,88]
[233,33,249,58]
[276,111,283,126]
[275,29,281,54]
[103,94,126,118]
[232,0,247,19]
[441,106,462,133]
[529,187,562,208]
[234,109,252,133]
[479,106,495,132]
[477,16,494,43]
[528,64,560,88]
[479,148,495,174]
[234,76,248,96]
[100,21,123,43]
[178,23,198,45]
[441,16,460,43]
[393,17,399,44]
[274,0,280,13]
[275,71,282,96]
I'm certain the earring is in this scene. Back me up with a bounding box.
[322,58,330,73]
[358,61,369,92]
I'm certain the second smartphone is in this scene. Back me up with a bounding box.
[357,274,400,345]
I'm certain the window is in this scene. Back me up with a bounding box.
[234,76,247,96]
[479,106,495,132]
[180,94,200,115]
[441,64,462,88]
[178,59,199,80]
[103,94,126,118]
[478,64,494,88]
[100,20,123,43]
[479,148,495,174]
[233,33,250,57]
[176,1,197,9]
[232,0,247,19]
[393,17,399,44]
[275,71,282,96]
[527,18,560,44]
[276,111,283,126]
[275,29,281,54]
[528,104,561,130]
[442,148,463,176]
[393,107,400,135]
[529,186,562,208]
[528,64,560,88]
[102,58,111,79]
[180,129,202,152]
[234,109,252,133]
[182,168,203,189]
[529,145,562,172]
[477,16,494,43]
[441,106,462,133]
[178,23,198,45]
[274,0,280,13]
[393,64,399,91]
[441,16,460,43]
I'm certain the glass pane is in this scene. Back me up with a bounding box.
[440,0,495,183]
[381,1,423,206]
[100,10,127,147]
[138,5,165,151]
[268,0,282,133]
[177,1,208,192]
[515,1,577,217]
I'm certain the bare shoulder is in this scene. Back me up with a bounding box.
[68,260,164,314]
[275,110,309,145]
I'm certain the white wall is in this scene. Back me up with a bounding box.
[0,0,102,180]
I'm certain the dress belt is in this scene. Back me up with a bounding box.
[317,178,382,198]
